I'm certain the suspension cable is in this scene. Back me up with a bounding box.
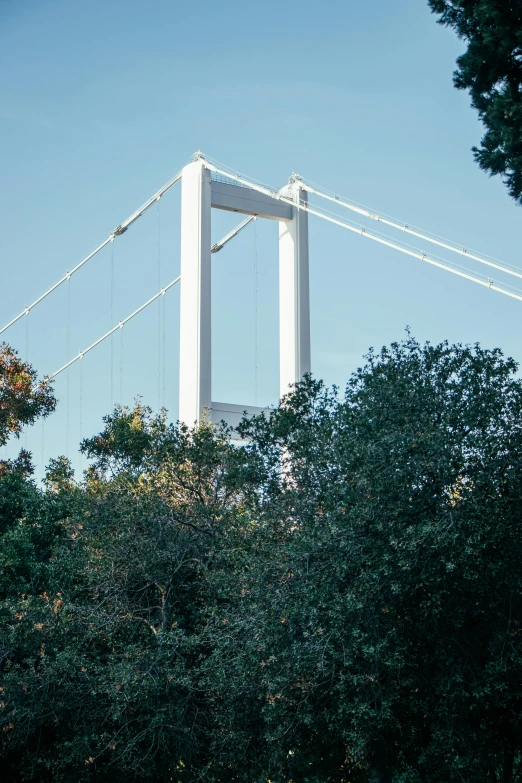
[300,181,522,282]
[0,169,183,336]
[0,241,109,337]
[211,215,256,254]
[47,276,181,379]
[204,154,522,282]
[204,162,522,305]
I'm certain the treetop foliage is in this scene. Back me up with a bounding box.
[428,0,522,203]
[2,336,522,781]
[0,342,56,448]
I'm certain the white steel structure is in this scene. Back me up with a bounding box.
[179,155,310,429]
[4,149,522,444]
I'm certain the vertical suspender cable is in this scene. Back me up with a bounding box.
[79,356,83,471]
[110,237,115,406]
[162,290,166,408]
[157,197,161,410]
[253,218,258,407]
[24,310,29,448]
[0,169,182,338]
[120,325,124,403]
[41,418,45,482]
[66,274,71,456]
[25,308,29,360]
[48,277,181,380]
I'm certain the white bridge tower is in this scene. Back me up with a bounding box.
[179,155,310,430]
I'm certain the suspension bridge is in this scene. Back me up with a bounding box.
[2,151,522,468]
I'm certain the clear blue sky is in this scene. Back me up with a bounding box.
[1,0,522,476]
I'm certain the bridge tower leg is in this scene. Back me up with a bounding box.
[178,161,310,430]
[178,159,212,426]
[279,181,311,398]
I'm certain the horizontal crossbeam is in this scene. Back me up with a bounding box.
[211,401,268,438]
[211,180,293,221]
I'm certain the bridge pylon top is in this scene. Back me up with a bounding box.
[178,158,310,434]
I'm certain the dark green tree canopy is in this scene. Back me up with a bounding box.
[429,0,522,203]
[2,338,522,781]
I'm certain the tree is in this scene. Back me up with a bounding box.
[428,0,522,203]
[3,339,522,781]
[0,342,56,537]
[206,339,522,781]
[0,342,55,447]
[0,403,258,781]
[0,345,66,780]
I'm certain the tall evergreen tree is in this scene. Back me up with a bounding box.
[428,0,522,203]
